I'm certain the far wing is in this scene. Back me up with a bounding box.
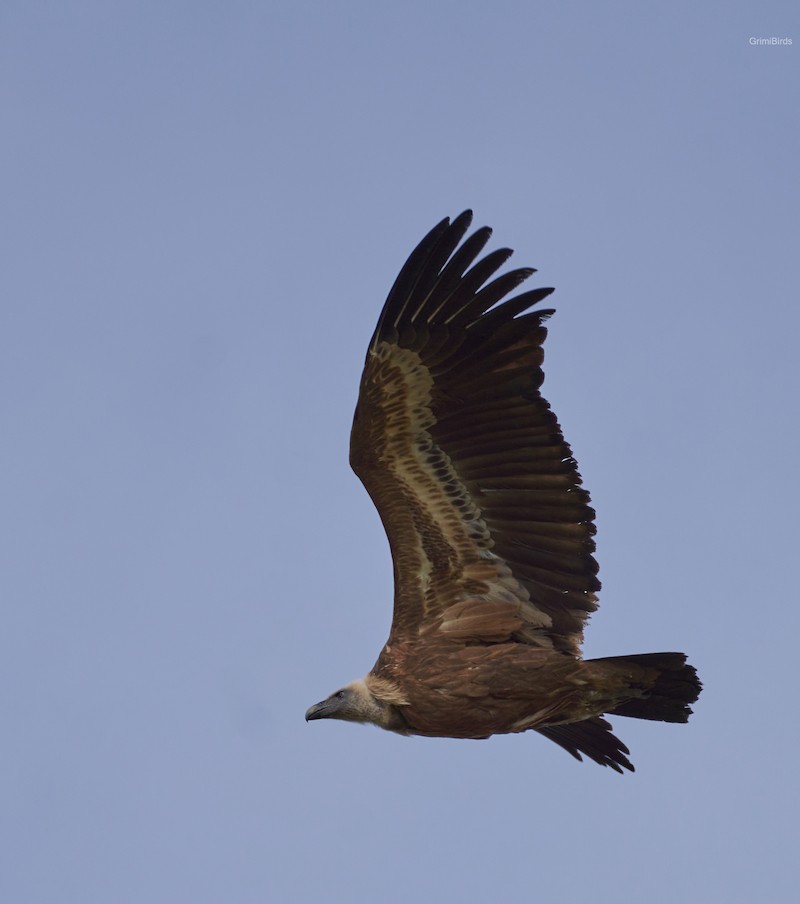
[350,212,599,655]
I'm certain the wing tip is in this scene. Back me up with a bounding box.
[372,211,553,341]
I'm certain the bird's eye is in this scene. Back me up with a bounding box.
[335,691,345,699]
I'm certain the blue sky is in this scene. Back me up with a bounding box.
[2,2,798,902]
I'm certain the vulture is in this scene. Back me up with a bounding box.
[305,211,701,772]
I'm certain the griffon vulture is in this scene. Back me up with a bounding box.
[305,211,701,772]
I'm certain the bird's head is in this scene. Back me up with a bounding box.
[305,679,380,725]
[305,677,408,731]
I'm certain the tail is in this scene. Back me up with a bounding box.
[593,652,702,722]
[535,653,701,773]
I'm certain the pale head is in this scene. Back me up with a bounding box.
[305,676,409,732]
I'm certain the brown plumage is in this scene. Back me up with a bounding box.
[305,211,701,772]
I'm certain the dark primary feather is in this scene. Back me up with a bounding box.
[370,213,470,350]
[537,718,634,773]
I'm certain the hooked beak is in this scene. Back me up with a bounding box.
[305,699,333,722]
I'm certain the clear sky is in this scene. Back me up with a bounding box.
[2,2,798,902]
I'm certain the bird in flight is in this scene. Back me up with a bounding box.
[305,211,701,772]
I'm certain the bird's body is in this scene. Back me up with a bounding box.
[368,642,601,739]
[306,211,701,772]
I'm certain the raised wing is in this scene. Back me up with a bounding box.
[350,211,599,655]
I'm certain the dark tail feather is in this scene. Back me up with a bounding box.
[537,717,634,774]
[594,652,702,723]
